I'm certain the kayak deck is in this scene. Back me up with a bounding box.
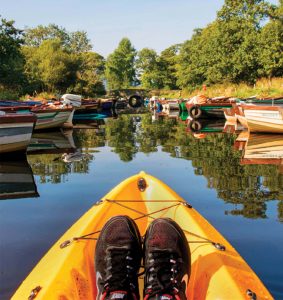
[12,172,273,300]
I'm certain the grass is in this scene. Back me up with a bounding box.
[158,77,283,99]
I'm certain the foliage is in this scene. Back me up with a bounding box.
[24,24,92,53]
[105,38,137,90]
[0,17,25,89]
[136,48,162,89]
[0,88,19,100]
[22,39,77,93]
[68,52,105,96]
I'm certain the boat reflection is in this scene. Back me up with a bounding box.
[27,130,76,154]
[0,159,38,200]
[236,132,283,173]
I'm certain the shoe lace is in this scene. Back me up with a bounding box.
[103,247,137,294]
[144,250,183,298]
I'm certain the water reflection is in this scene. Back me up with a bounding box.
[0,159,38,200]
[22,112,283,221]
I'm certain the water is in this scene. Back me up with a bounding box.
[0,112,283,299]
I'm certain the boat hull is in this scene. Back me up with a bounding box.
[33,108,73,130]
[12,172,272,300]
[243,106,283,133]
[0,114,36,154]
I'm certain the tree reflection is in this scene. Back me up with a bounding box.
[26,112,283,221]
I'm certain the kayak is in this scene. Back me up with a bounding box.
[12,171,273,300]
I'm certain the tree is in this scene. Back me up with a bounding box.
[0,17,25,89]
[105,38,136,89]
[23,39,77,93]
[258,5,283,80]
[24,24,92,53]
[69,51,105,96]
[136,48,162,89]
[159,45,180,89]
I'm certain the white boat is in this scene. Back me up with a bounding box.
[0,112,36,154]
[242,105,283,133]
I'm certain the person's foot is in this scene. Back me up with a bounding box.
[95,215,142,300]
[143,218,190,300]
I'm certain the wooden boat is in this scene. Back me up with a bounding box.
[0,112,36,154]
[0,106,74,130]
[31,106,74,130]
[245,96,283,105]
[242,105,283,133]
[0,159,38,200]
[186,97,235,119]
[223,107,237,124]
[12,172,272,299]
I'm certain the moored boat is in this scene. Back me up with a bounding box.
[186,95,234,119]
[12,172,273,300]
[0,112,36,155]
[242,105,283,133]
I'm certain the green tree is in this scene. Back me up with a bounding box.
[23,39,77,93]
[258,19,283,80]
[24,24,92,53]
[159,45,180,89]
[69,51,105,96]
[105,38,136,89]
[0,17,25,89]
[136,48,162,89]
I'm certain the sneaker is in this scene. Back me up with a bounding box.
[95,215,142,300]
[143,218,191,300]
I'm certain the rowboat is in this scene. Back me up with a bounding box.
[31,107,74,130]
[0,112,36,154]
[12,172,272,300]
[186,96,235,119]
[242,105,283,133]
[0,105,74,130]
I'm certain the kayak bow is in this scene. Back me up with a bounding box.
[12,171,273,300]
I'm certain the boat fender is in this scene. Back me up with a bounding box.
[137,177,147,191]
[189,105,202,119]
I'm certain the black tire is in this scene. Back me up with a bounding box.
[189,105,202,119]
[128,95,142,108]
[189,120,202,133]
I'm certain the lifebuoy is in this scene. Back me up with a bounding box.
[189,105,202,119]
[128,95,142,108]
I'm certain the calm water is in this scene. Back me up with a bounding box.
[0,112,283,299]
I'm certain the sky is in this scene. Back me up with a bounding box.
[0,0,279,57]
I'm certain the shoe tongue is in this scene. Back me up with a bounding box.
[108,291,129,300]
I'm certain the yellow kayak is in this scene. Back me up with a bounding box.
[12,171,273,300]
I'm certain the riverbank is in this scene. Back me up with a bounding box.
[153,77,283,99]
